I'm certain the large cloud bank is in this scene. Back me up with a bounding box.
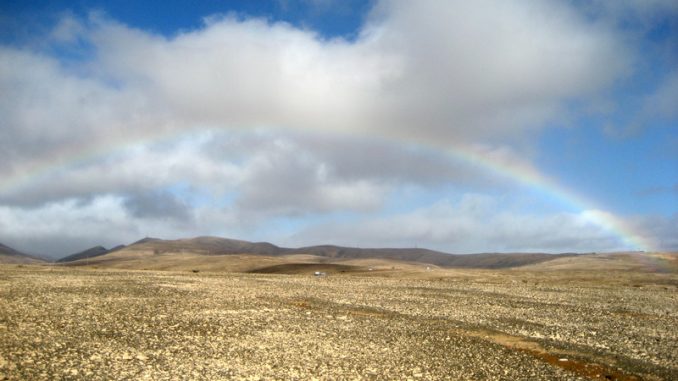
[0,0,675,256]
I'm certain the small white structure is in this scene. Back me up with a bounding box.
[314,271,326,277]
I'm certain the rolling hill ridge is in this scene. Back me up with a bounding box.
[56,245,126,263]
[57,236,580,270]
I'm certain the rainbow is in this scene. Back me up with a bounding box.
[0,128,656,253]
[0,129,197,196]
[434,141,656,252]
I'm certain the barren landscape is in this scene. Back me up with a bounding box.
[1,252,676,380]
[3,1,677,379]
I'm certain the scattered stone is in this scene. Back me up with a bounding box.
[0,266,674,380]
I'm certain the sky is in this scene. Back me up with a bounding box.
[0,0,676,258]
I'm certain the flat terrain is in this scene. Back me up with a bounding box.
[1,265,676,380]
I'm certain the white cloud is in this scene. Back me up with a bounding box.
[231,133,390,217]
[0,1,634,179]
[0,131,240,206]
[0,196,139,255]
[287,196,673,253]
[40,1,629,142]
[0,130,416,230]
[0,188,674,258]
[1,0,635,188]
[0,47,169,177]
[50,12,86,43]
[644,70,678,119]
[0,195,241,256]
[1,1,668,256]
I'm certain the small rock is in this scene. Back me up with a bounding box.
[558,358,568,362]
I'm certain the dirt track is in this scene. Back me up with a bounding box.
[1,265,676,380]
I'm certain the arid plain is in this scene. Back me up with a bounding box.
[1,250,677,381]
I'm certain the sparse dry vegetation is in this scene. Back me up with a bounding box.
[1,264,676,380]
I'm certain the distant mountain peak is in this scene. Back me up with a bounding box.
[56,246,111,263]
[0,242,47,264]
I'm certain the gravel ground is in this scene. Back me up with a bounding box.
[0,266,676,380]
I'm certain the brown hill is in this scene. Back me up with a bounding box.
[63,236,579,271]
[0,243,46,264]
[61,237,289,272]
[287,245,578,268]
[57,245,124,263]
[126,236,280,256]
[518,251,678,273]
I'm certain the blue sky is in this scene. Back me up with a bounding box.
[0,0,676,257]
[1,0,371,40]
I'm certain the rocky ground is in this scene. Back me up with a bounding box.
[0,265,676,380]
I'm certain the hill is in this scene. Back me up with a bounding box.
[57,245,125,263]
[103,236,281,257]
[287,245,577,268]
[518,251,678,273]
[62,236,580,271]
[0,242,46,264]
